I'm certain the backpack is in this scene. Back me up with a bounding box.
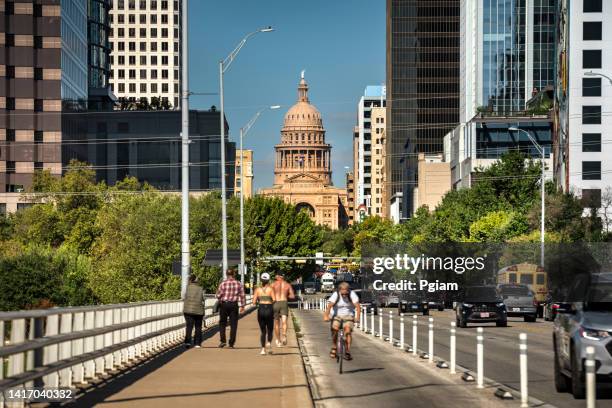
[330,290,356,316]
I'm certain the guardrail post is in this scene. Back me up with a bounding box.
[400,313,405,349]
[388,311,394,344]
[450,322,456,374]
[428,317,434,363]
[8,319,26,379]
[476,327,484,388]
[72,312,85,384]
[363,306,367,333]
[94,310,105,375]
[112,308,122,367]
[104,309,113,370]
[378,308,383,339]
[43,314,59,387]
[127,307,136,360]
[412,315,417,355]
[120,308,129,364]
[586,346,596,408]
[519,333,528,407]
[83,311,95,379]
[58,313,73,387]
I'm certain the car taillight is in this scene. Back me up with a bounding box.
[552,303,560,310]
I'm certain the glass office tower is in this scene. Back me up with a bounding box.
[386,0,461,218]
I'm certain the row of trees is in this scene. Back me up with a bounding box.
[331,151,608,256]
[0,161,323,310]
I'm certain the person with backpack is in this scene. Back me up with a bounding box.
[323,281,361,361]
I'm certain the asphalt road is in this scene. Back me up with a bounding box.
[360,307,612,408]
[295,309,515,408]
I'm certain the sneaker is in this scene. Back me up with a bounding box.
[275,339,282,347]
[266,342,273,354]
[218,342,226,348]
[194,345,201,349]
[282,336,287,346]
[228,344,235,349]
[260,348,266,355]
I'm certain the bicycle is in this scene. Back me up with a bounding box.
[335,318,347,374]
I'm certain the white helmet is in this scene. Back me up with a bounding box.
[260,273,271,281]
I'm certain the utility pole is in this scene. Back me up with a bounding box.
[180,0,190,298]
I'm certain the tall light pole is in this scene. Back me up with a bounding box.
[584,70,612,85]
[239,105,281,287]
[180,0,190,298]
[219,27,274,280]
[509,126,546,267]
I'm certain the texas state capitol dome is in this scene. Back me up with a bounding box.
[259,73,348,229]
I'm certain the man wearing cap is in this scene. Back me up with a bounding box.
[272,272,295,346]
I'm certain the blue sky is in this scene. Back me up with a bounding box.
[188,0,385,190]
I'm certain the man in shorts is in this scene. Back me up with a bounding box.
[324,281,360,360]
[272,272,295,346]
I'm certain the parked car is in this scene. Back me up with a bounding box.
[456,286,507,328]
[352,289,382,315]
[553,272,612,399]
[386,292,401,308]
[304,282,317,295]
[498,284,538,322]
[426,293,445,311]
[399,292,429,315]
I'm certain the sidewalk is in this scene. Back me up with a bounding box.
[72,310,312,408]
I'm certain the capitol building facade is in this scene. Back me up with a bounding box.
[259,74,348,229]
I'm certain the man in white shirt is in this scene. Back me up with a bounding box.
[323,281,361,360]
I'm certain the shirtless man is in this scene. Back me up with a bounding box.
[272,272,295,346]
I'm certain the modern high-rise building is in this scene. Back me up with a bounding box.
[556,0,612,223]
[444,0,557,191]
[87,0,114,110]
[64,108,234,191]
[0,0,89,213]
[354,86,386,219]
[386,0,461,219]
[235,149,253,199]
[109,0,181,109]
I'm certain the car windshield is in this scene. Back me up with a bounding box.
[465,287,499,302]
[585,283,612,311]
[499,285,530,297]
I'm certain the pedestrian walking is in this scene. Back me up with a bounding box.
[216,268,246,348]
[183,274,205,348]
[253,272,276,355]
[272,272,295,347]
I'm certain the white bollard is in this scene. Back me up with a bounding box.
[400,313,405,349]
[389,311,394,344]
[428,317,434,363]
[360,308,364,329]
[363,307,368,333]
[379,308,383,340]
[412,315,418,355]
[519,333,528,407]
[370,308,375,335]
[586,346,596,408]
[450,322,456,374]
[477,327,484,388]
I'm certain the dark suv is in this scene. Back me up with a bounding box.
[456,286,507,328]
[399,292,429,315]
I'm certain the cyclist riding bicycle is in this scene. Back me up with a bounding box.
[323,281,361,361]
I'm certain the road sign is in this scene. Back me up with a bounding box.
[202,249,241,266]
[315,252,324,265]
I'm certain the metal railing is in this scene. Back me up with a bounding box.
[0,295,252,406]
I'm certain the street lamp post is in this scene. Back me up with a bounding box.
[219,27,274,279]
[239,105,281,287]
[509,127,546,267]
[180,0,189,298]
[584,70,612,85]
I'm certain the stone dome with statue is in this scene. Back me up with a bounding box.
[259,72,348,230]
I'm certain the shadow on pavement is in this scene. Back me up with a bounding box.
[314,383,458,402]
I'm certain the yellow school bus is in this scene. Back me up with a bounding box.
[497,263,548,304]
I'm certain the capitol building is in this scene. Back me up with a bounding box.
[259,74,348,229]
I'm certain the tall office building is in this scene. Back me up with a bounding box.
[354,86,386,219]
[556,0,612,220]
[445,0,557,190]
[87,0,114,110]
[109,0,181,109]
[0,0,89,213]
[386,0,461,219]
[235,149,253,199]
